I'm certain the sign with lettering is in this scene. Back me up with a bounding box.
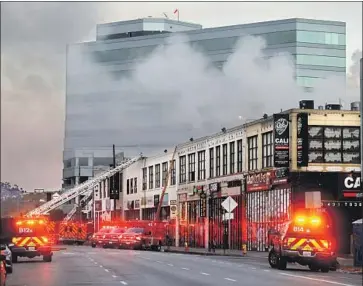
[339,173,362,199]
[246,169,289,192]
[297,113,309,167]
[273,113,290,168]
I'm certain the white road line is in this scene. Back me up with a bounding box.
[182,267,190,270]
[112,275,117,278]
[156,261,162,263]
[264,270,270,272]
[94,262,98,265]
[250,267,257,270]
[224,278,237,282]
[120,281,128,285]
[201,272,210,276]
[279,273,357,286]
[167,263,174,266]
[99,265,103,268]
[105,269,109,272]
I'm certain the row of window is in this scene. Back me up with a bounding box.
[92,30,345,64]
[296,31,345,46]
[142,160,176,191]
[296,54,346,68]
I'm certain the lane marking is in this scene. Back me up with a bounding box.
[112,275,117,278]
[250,267,257,270]
[120,281,128,285]
[279,273,357,286]
[156,261,163,264]
[224,278,236,282]
[99,265,103,268]
[182,267,190,270]
[105,269,109,272]
[167,263,174,266]
[201,272,210,276]
[264,270,270,272]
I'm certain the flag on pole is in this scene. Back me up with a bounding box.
[174,8,179,21]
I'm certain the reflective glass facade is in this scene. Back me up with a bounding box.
[64,18,347,185]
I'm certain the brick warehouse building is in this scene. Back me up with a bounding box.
[93,100,361,255]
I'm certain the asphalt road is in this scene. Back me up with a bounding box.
[5,246,362,286]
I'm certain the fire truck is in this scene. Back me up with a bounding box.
[268,209,335,272]
[59,222,88,245]
[119,220,167,250]
[10,217,53,262]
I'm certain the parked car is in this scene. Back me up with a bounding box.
[0,244,12,274]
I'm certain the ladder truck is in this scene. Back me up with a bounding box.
[119,148,177,251]
[24,155,143,244]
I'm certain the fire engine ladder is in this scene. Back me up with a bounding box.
[155,146,177,222]
[63,188,93,222]
[26,154,143,217]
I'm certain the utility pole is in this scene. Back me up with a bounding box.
[112,144,116,219]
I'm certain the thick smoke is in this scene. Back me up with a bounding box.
[347,49,362,88]
[67,33,360,154]
[1,2,360,191]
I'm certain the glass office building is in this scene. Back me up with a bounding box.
[63,17,346,188]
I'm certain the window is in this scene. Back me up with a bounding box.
[237,140,243,172]
[248,136,258,171]
[142,168,147,191]
[222,144,228,175]
[188,153,196,182]
[296,30,345,46]
[162,162,168,187]
[308,126,360,164]
[197,151,206,180]
[170,160,176,185]
[126,179,130,195]
[262,132,273,168]
[148,166,154,189]
[216,146,221,177]
[296,54,345,68]
[130,178,133,194]
[155,164,161,188]
[209,148,214,178]
[229,142,235,174]
[134,178,137,194]
[179,156,186,184]
[296,76,320,88]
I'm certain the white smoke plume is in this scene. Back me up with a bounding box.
[67,34,359,154]
[1,2,360,191]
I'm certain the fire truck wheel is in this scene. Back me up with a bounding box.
[308,264,320,272]
[12,255,18,263]
[320,266,330,273]
[43,255,52,262]
[268,251,279,269]
[277,257,287,270]
[91,243,96,248]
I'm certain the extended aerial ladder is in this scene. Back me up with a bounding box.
[26,155,143,217]
[63,189,94,222]
[155,147,177,222]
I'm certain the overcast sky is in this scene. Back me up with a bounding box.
[1,1,362,191]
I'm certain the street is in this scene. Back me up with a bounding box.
[5,246,362,286]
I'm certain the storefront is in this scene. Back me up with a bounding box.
[246,168,291,251]
[322,172,362,255]
[178,190,206,248]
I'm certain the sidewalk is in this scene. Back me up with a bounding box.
[165,246,362,274]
